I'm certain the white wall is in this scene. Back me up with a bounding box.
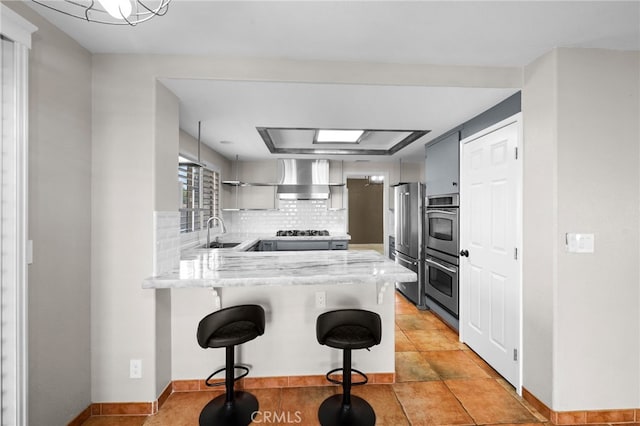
[522,49,558,407]
[179,128,232,178]
[522,48,640,410]
[153,81,180,398]
[91,56,158,401]
[3,2,94,424]
[554,48,639,410]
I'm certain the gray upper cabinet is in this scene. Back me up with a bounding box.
[423,92,521,197]
[425,131,460,196]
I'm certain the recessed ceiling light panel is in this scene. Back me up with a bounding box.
[314,129,365,144]
[256,126,430,156]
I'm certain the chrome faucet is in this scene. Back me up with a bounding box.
[206,216,227,248]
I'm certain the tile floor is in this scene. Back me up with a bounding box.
[82,293,550,426]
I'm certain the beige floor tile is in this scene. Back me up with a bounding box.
[395,328,417,352]
[395,351,440,382]
[482,423,546,426]
[404,329,464,351]
[445,378,539,425]
[276,386,337,426]
[461,347,503,378]
[143,390,223,426]
[395,296,419,315]
[349,243,384,254]
[395,312,446,331]
[81,417,147,426]
[393,381,475,425]
[420,350,490,380]
[351,384,410,426]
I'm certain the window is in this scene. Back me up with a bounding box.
[179,160,220,233]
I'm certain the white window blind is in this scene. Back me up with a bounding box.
[179,162,220,233]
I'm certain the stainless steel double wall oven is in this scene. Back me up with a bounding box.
[424,193,459,317]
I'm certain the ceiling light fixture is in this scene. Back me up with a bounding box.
[314,129,365,144]
[31,0,171,25]
[257,127,430,156]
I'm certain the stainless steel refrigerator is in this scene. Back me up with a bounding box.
[394,182,426,309]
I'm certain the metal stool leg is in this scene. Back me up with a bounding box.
[318,348,376,426]
[199,345,259,426]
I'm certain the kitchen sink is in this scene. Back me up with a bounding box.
[204,242,240,249]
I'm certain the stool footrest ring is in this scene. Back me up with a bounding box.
[325,367,368,386]
[204,365,250,387]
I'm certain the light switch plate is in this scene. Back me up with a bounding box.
[566,233,595,253]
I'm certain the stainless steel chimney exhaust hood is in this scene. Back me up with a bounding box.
[276,159,330,200]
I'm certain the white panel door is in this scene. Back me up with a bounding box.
[460,117,521,389]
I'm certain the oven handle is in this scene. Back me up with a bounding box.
[396,255,417,267]
[425,258,457,273]
[426,209,457,215]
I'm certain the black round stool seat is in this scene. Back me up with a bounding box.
[197,305,265,348]
[197,304,265,426]
[316,309,381,426]
[322,324,379,349]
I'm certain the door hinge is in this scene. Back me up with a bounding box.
[513,349,518,361]
[514,248,518,260]
[514,147,519,160]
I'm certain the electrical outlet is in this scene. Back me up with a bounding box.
[130,359,142,379]
[315,291,326,308]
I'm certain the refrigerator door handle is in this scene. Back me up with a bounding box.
[402,192,410,247]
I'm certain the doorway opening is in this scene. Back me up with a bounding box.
[347,177,384,254]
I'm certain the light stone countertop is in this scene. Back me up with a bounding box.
[218,233,351,242]
[143,249,416,289]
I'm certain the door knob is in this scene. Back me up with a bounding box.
[460,249,469,257]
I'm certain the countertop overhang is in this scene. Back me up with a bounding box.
[143,249,416,289]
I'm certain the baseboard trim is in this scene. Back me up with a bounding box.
[68,373,395,422]
[522,387,639,425]
[67,405,92,426]
[173,372,394,391]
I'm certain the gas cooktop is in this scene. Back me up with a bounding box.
[276,229,330,237]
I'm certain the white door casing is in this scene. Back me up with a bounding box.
[459,114,522,391]
[1,5,36,426]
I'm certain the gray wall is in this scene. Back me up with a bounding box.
[3,1,94,424]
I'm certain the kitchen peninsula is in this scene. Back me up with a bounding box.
[143,247,416,385]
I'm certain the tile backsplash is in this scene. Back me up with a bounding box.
[223,200,347,235]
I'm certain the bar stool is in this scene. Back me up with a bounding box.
[316,309,382,426]
[197,304,265,426]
